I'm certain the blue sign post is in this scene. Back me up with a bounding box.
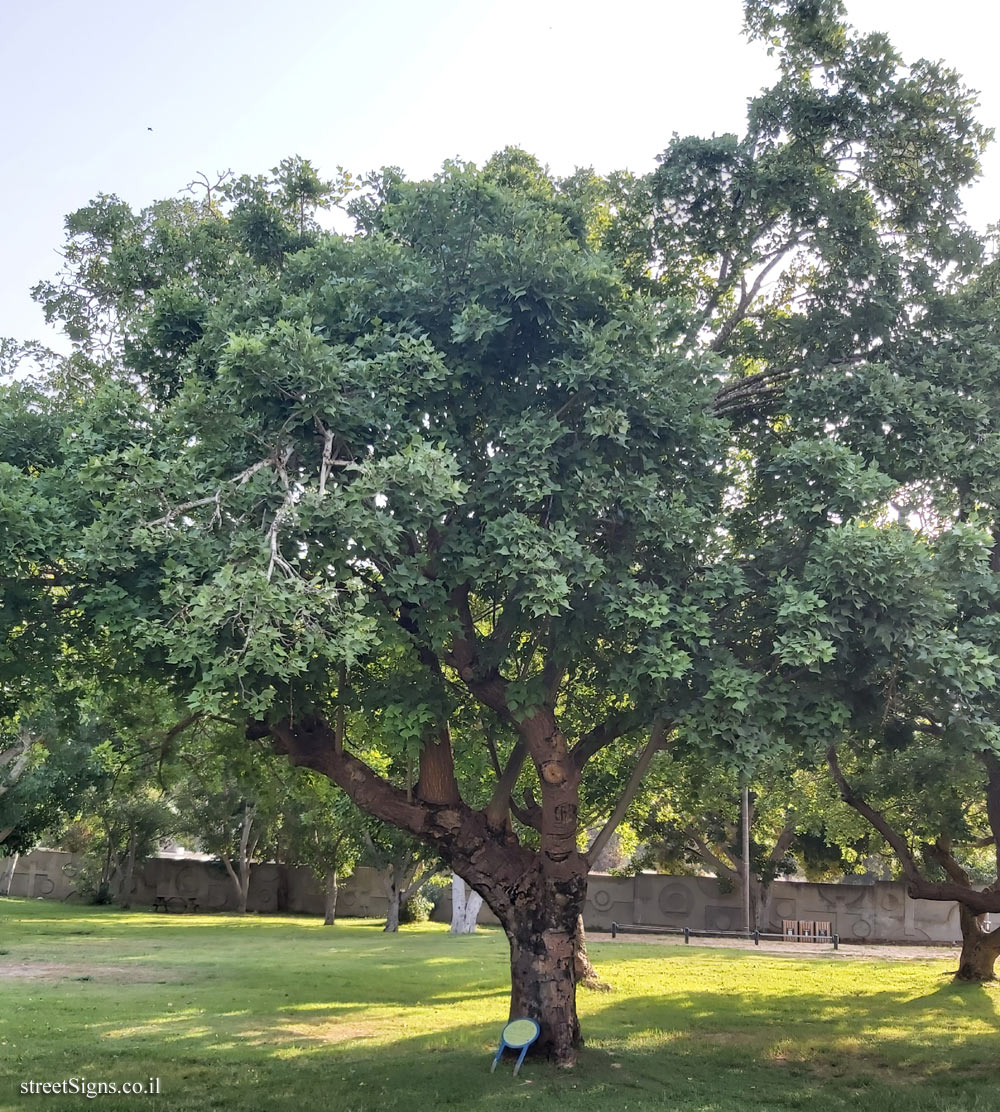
[490,1018,540,1076]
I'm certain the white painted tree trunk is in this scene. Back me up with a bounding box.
[449,873,483,934]
[1,853,18,896]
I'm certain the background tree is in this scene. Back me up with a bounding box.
[0,728,33,842]
[281,769,363,925]
[0,717,95,859]
[360,821,442,933]
[808,523,1000,981]
[449,873,484,934]
[630,749,857,930]
[174,736,279,914]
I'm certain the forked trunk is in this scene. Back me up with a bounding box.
[266,712,589,1063]
[219,853,250,914]
[323,868,339,926]
[956,906,1000,982]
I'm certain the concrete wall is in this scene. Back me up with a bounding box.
[581,873,963,944]
[1,850,965,943]
[0,849,391,918]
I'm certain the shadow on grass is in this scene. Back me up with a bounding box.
[3,900,999,1112]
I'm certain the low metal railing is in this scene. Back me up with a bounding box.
[609,922,840,949]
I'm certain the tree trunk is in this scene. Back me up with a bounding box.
[749,876,774,933]
[265,712,589,1063]
[101,836,114,889]
[956,905,1000,982]
[118,829,137,909]
[500,877,584,1067]
[236,803,255,914]
[276,863,289,912]
[323,868,339,925]
[385,884,401,932]
[1,853,18,896]
[219,854,247,914]
[450,873,483,934]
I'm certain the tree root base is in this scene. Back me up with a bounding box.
[578,971,614,992]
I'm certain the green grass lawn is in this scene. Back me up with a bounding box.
[0,899,997,1112]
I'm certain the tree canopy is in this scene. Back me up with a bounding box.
[4,0,1000,1059]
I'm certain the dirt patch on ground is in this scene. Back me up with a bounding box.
[240,1018,398,1047]
[588,932,960,962]
[0,961,180,983]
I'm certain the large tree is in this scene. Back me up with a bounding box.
[6,0,994,1062]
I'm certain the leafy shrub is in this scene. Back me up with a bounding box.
[399,893,433,924]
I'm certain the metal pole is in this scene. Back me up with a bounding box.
[742,785,751,936]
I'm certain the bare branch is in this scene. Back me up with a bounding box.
[142,456,273,528]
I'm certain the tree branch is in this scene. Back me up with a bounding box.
[586,719,668,865]
[827,744,928,891]
[485,741,528,829]
[572,708,647,769]
[687,827,740,882]
[767,817,798,868]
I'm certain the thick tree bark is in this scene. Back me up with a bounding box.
[956,906,1000,982]
[267,711,591,1064]
[323,868,339,926]
[492,860,587,1065]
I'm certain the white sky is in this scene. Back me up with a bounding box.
[2,0,998,349]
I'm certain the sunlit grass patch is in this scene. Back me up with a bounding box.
[0,898,997,1112]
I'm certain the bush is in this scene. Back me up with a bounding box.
[399,893,433,924]
[61,859,113,905]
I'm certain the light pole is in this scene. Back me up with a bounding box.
[742,785,751,936]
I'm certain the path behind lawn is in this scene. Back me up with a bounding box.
[589,930,963,962]
[0,899,997,1112]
